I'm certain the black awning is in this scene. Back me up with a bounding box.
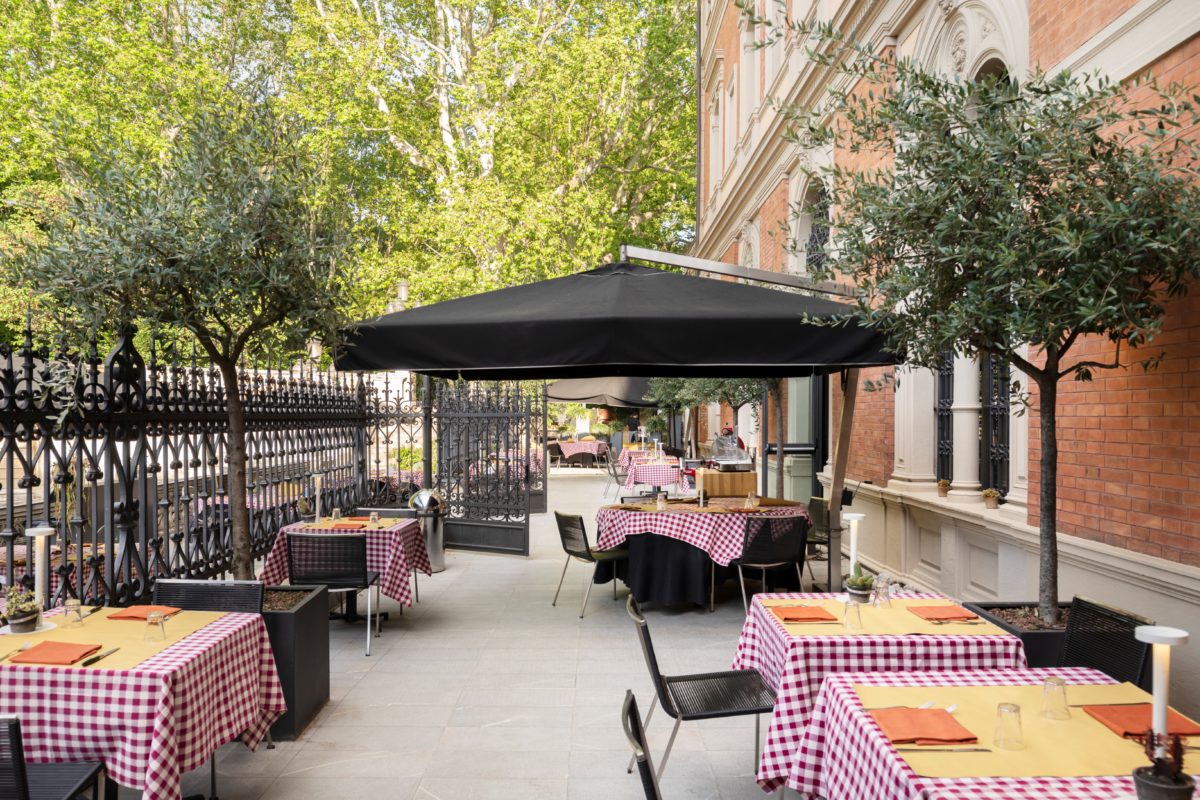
[335,262,895,378]
[545,376,655,407]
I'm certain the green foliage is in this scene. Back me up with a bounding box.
[0,0,696,322]
[5,586,38,617]
[647,378,765,415]
[776,20,1200,621]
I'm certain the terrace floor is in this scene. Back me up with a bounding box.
[138,468,791,800]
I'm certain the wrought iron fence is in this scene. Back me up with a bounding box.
[1,326,366,607]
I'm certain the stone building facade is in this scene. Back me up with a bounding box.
[695,0,1200,708]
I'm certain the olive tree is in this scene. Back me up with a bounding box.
[790,27,1200,622]
[8,96,356,581]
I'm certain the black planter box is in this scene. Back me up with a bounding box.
[264,585,330,740]
[965,601,1069,668]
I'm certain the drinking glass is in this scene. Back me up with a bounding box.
[331,507,342,520]
[655,493,668,512]
[872,576,892,608]
[994,703,1025,750]
[63,598,84,629]
[369,511,380,525]
[144,610,167,642]
[842,600,863,631]
[1041,676,1071,720]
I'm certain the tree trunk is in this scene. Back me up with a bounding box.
[218,360,255,581]
[774,385,785,499]
[1036,375,1059,624]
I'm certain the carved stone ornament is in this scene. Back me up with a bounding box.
[938,0,960,16]
[951,28,968,73]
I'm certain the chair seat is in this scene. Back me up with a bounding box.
[664,669,776,721]
[590,547,628,562]
[728,558,793,569]
[317,570,381,590]
[26,760,105,800]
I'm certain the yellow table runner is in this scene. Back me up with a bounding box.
[303,521,398,531]
[854,682,1198,778]
[1,608,224,670]
[759,597,1011,637]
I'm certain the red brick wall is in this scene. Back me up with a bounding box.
[702,2,750,208]
[1029,0,1140,68]
[831,367,895,488]
[1024,36,1200,568]
[756,178,791,271]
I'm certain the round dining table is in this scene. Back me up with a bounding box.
[592,497,809,607]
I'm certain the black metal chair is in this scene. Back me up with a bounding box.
[152,578,264,613]
[804,496,832,589]
[1,715,105,800]
[565,451,595,468]
[603,458,630,501]
[625,596,776,779]
[552,512,628,618]
[1061,596,1154,687]
[621,691,662,800]
[285,532,381,656]
[727,516,809,613]
[547,442,564,467]
[150,578,267,800]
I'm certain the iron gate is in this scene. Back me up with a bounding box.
[361,376,545,556]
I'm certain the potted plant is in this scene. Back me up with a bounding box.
[262,585,330,740]
[937,479,950,498]
[4,587,40,633]
[609,419,627,456]
[845,564,874,604]
[1134,733,1194,799]
[981,488,1001,509]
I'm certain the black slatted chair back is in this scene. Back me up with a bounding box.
[626,596,675,718]
[740,516,808,568]
[554,512,595,562]
[0,716,30,800]
[286,532,370,589]
[622,691,662,800]
[1062,596,1154,686]
[152,579,264,613]
[548,443,564,460]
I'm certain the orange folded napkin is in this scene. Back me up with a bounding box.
[10,641,102,665]
[907,605,979,622]
[107,605,182,621]
[1082,704,1200,739]
[771,606,838,623]
[869,707,978,746]
[328,522,366,530]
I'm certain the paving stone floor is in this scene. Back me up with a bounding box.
[140,469,797,799]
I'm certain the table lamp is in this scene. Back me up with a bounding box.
[1134,625,1189,757]
[312,472,324,523]
[25,526,55,609]
[843,512,865,576]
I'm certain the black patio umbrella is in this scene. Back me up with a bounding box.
[545,376,655,408]
[335,262,893,377]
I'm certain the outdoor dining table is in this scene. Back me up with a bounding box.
[261,518,432,608]
[558,440,608,459]
[593,498,807,606]
[784,666,1198,799]
[617,446,667,468]
[623,459,690,493]
[732,592,1028,791]
[0,607,285,800]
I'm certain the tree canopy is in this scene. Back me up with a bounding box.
[785,23,1200,620]
[0,0,696,327]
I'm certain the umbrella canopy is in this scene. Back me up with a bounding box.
[335,262,894,378]
[545,376,655,407]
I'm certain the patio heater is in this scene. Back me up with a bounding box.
[409,489,446,573]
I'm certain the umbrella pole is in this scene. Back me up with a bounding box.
[826,368,860,592]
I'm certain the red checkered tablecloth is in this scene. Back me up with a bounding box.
[618,449,675,468]
[260,519,432,607]
[623,462,691,492]
[732,592,1029,791]
[0,611,285,800]
[594,506,804,566]
[783,667,1182,799]
[559,441,608,458]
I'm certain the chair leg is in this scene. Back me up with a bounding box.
[612,566,618,600]
[628,700,655,773]
[413,567,419,603]
[365,587,373,657]
[375,585,382,637]
[710,561,716,613]
[210,755,218,800]
[552,555,570,606]
[656,718,682,780]
[796,562,804,591]
[579,569,594,618]
[738,565,748,613]
[754,714,761,771]
[762,567,768,596]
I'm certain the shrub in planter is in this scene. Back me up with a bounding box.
[5,587,40,633]
[263,585,330,740]
[1133,733,1195,800]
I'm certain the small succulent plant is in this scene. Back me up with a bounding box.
[846,562,874,590]
[5,586,39,618]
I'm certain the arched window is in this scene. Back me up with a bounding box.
[790,182,830,274]
[708,88,722,189]
[739,19,758,137]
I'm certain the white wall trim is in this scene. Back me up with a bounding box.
[1050,0,1200,78]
